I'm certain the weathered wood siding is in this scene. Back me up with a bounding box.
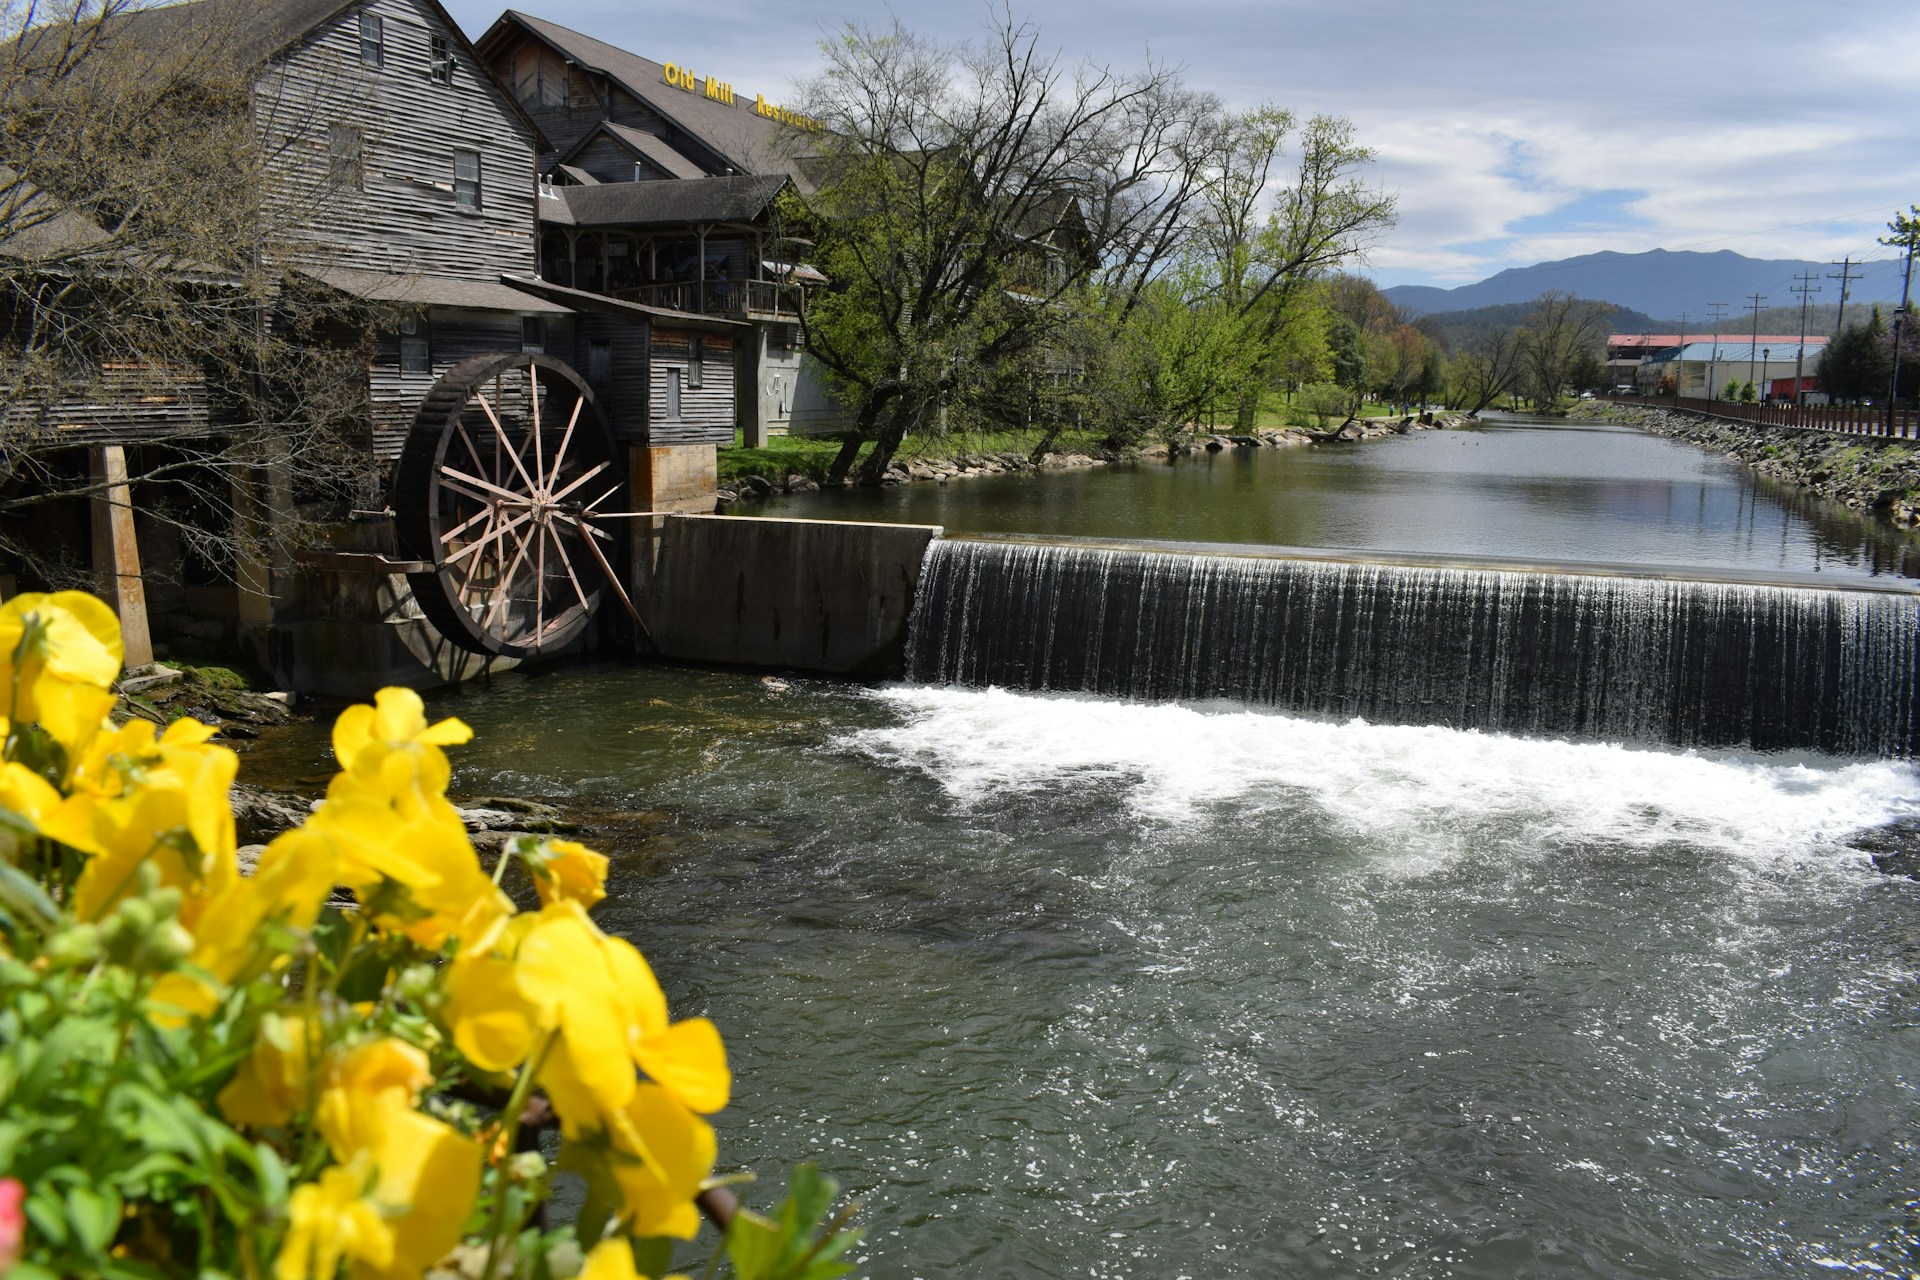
[569,314,650,444]
[255,0,541,283]
[648,329,734,446]
[368,313,575,458]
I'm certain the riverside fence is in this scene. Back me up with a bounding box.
[1608,395,1920,441]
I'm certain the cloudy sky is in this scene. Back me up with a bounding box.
[444,0,1920,290]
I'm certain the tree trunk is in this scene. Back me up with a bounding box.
[824,435,865,486]
[1027,421,1063,465]
[1235,389,1259,434]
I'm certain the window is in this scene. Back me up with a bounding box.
[687,336,703,389]
[399,314,430,373]
[664,368,682,420]
[327,124,362,190]
[587,340,611,385]
[520,316,543,354]
[358,11,384,67]
[429,33,453,84]
[453,149,481,209]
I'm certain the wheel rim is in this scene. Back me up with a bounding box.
[397,353,626,660]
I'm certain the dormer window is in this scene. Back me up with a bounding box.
[429,33,453,85]
[359,12,384,67]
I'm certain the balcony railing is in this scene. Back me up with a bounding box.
[609,279,802,319]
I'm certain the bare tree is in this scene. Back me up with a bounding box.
[1516,291,1615,412]
[0,0,376,589]
[786,11,1219,483]
[1449,327,1526,415]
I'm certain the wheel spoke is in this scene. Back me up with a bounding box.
[484,521,537,633]
[548,395,585,490]
[529,361,545,495]
[565,513,644,630]
[458,507,499,597]
[475,387,542,495]
[439,503,494,545]
[533,520,547,651]
[439,464,531,505]
[548,459,610,504]
[445,507,532,567]
[550,525,592,615]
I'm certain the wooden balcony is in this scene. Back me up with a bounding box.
[609,279,801,320]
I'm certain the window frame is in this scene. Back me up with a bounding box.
[687,335,704,389]
[453,149,482,210]
[587,339,612,385]
[664,367,682,420]
[429,33,454,85]
[327,123,363,190]
[520,316,544,354]
[398,313,430,374]
[359,11,384,67]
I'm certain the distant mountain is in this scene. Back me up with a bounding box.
[1383,249,1910,324]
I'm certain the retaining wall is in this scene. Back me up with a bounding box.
[645,514,942,676]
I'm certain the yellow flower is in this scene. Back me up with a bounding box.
[275,1155,394,1280]
[528,839,609,910]
[574,1083,718,1241]
[311,1038,481,1278]
[578,1237,691,1280]
[218,1012,316,1129]
[310,795,510,951]
[147,826,338,1021]
[45,717,239,925]
[0,761,65,830]
[0,592,122,754]
[329,687,471,801]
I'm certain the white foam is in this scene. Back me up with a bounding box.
[846,686,1918,869]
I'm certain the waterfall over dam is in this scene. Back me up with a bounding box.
[903,536,1920,757]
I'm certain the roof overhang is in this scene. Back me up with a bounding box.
[500,274,750,330]
[300,266,574,313]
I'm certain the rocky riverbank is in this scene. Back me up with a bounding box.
[716,411,1464,507]
[1575,402,1920,527]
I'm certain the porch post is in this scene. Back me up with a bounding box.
[89,444,153,668]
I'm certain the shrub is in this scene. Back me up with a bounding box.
[0,592,855,1280]
[1295,382,1349,429]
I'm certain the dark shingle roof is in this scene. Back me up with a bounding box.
[487,11,805,181]
[591,124,706,181]
[544,174,790,230]
[301,266,574,314]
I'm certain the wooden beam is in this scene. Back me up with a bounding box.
[89,445,153,669]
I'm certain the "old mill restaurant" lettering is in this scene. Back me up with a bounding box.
[659,63,821,130]
[661,63,734,105]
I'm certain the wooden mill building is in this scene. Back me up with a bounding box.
[0,0,743,690]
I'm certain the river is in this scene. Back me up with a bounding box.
[745,414,1920,583]
[245,417,1920,1277]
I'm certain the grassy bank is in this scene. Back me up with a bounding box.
[719,426,1117,486]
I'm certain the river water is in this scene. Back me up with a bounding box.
[247,418,1920,1276]
[747,414,1920,583]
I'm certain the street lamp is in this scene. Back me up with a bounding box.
[1762,348,1770,403]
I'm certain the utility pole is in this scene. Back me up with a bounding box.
[1883,206,1918,435]
[1828,256,1864,334]
[1706,300,1729,400]
[1791,272,1821,405]
[1674,311,1689,399]
[1746,292,1767,395]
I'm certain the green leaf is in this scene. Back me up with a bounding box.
[628,1236,673,1278]
[65,1184,122,1254]
[726,1165,862,1280]
[23,1189,69,1247]
[725,1209,784,1280]
[0,861,59,930]
[252,1140,290,1207]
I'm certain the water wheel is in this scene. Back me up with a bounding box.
[394,352,642,659]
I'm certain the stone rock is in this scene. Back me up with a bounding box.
[1845,817,1920,879]
[230,784,312,845]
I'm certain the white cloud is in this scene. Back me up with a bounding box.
[443,0,1920,289]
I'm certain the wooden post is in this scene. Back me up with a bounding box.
[89,444,153,669]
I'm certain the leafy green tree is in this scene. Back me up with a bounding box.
[1817,308,1894,403]
[787,15,1218,484]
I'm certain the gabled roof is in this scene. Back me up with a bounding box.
[479,10,800,180]
[558,122,706,182]
[542,174,790,230]
[124,0,549,151]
